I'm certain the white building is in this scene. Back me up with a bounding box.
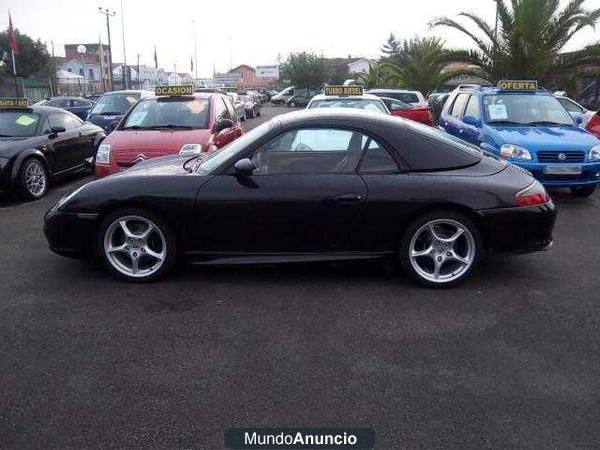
[347,58,373,75]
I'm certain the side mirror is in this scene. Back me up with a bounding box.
[51,126,66,134]
[462,115,481,127]
[214,118,234,133]
[574,115,583,125]
[234,158,255,177]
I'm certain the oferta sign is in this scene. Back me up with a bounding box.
[154,85,194,96]
[0,98,28,108]
[324,85,364,96]
[497,80,538,91]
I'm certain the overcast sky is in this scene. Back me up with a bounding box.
[3,0,600,77]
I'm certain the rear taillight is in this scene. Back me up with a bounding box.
[515,181,551,206]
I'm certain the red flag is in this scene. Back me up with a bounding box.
[8,12,19,55]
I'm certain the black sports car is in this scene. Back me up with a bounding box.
[44,109,556,287]
[0,105,105,200]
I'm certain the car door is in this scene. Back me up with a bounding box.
[460,94,481,145]
[47,112,88,172]
[213,97,240,147]
[193,127,368,253]
[440,93,469,138]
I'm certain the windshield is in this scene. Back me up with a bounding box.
[0,111,40,137]
[90,93,140,115]
[309,99,388,114]
[122,98,210,129]
[197,120,274,174]
[377,92,420,104]
[483,93,574,125]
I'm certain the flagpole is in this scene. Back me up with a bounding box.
[11,49,18,96]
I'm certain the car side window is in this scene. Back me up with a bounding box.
[464,95,480,118]
[223,98,238,123]
[252,128,366,175]
[46,98,70,108]
[358,136,399,173]
[559,98,583,113]
[450,93,469,118]
[41,117,52,135]
[214,98,228,122]
[49,112,82,131]
[72,99,91,107]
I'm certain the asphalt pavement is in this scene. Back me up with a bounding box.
[1,106,600,449]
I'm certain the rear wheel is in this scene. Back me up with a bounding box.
[98,208,178,282]
[399,211,482,287]
[18,157,48,201]
[570,185,596,197]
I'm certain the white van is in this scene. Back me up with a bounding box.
[270,86,296,105]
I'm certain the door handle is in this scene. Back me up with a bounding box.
[332,194,363,205]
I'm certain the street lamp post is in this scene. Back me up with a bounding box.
[98,7,116,91]
[120,0,128,89]
[77,44,87,96]
[192,19,199,85]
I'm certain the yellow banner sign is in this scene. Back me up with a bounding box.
[0,98,28,108]
[154,85,194,96]
[324,85,364,96]
[497,80,538,91]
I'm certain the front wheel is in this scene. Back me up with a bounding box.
[256,108,261,117]
[399,211,482,287]
[98,208,178,282]
[18,157,48,201]
[570,185,596,197]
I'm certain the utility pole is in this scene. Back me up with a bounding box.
[192,19,199,84]
[136,53,140,89]
[98,7,116,91]
[120,0,128,89]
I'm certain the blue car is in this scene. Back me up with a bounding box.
[439,82,600,197]
[33,96,94,121]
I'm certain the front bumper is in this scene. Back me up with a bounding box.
[512,160,600,187]
[44,206,99,259]
[477,202,556,253]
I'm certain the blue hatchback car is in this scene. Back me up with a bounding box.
[439,81,600,197]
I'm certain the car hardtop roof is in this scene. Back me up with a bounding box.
[102,89,154,95]
[456,85,551,96]
[367,88,422,94]
[310,93,383,101]
[0,105,80,115]
[275,107,402,127]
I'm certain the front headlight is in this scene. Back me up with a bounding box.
[96,144,111,164]
[179,143,203,156]
[500,144,532,160]
[589,145,600,161]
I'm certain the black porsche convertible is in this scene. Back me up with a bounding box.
[44,109,556,287]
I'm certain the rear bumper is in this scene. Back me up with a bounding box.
[476,202,556,253]
[513,161,600,187]
[44,207,98,259]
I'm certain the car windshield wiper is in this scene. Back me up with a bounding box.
[149,124,193,130]
[487,120,523,125]
[523,120,573,126]
[122,125,151,130]
[183,154,203,173]
[92,111,123,116]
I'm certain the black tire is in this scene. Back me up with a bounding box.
[399,210,483,288]
[17,157,49,201]
[97,207,178,282]
[256,109,261,117]
[570,185,596,197]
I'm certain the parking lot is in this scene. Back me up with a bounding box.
[1,105,599,448]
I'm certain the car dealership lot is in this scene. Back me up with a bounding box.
[1,106,600,448]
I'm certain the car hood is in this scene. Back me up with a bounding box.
[110,154,194,177]
[0,136,46,159]
[488,124,599,151]
[106,129,213,161]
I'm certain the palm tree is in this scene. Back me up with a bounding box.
[431,0,600,87]
[380,37,477,95]
[356,64,384,88]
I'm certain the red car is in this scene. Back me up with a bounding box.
[585,110,600,139]
[94,91,243,177]
[368,89,433,126]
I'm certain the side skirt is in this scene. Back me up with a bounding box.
[185,251,394,266]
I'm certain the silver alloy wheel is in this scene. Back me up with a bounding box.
[25,160,47,197]
[408,218,475,284]
[103,215,166,278]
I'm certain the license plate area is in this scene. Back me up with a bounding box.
[543,166,582,175]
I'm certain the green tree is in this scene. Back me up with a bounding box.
[431,0,600,87]
[280,52,328,89]
[381,33,401,63]
[381,36,476,95]
[356,64,385,88]
[0,28,51,79]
